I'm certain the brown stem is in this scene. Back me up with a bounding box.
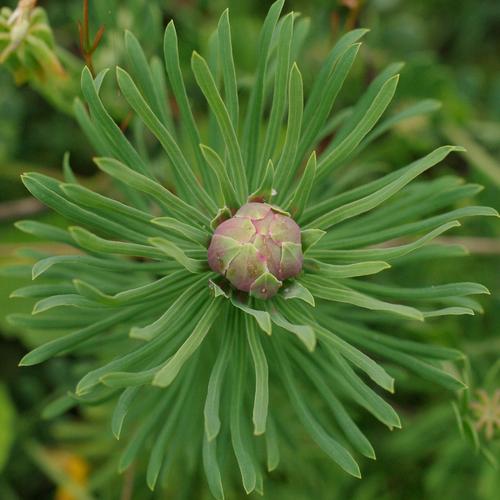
[78,0,105,77]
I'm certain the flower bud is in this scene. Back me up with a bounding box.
[208,202,303,299]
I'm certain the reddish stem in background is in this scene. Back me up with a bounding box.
[78,0,105,76]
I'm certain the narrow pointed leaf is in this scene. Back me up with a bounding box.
[153,299,222,387]
[148,237,206,273]
[274,62,303,192]
[310,146,466,230]
[246,316,269,435]
[287,151,316,218]
[230,297,272,335]
[273,339,361,477]
[217,9,239,127]
[191,51,247,202]
[268,306,316,351]
[200,144,239,209]
[94,157,210,227]
[116,66,217,212]
[203,436,225,500]
[281,281,315,306]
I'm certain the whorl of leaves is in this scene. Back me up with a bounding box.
[7,1,497,496]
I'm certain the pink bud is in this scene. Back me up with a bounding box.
[207,202,303,299]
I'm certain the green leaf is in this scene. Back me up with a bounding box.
[317,74,400,178]
[101,368,158,389]
[19,305,142,366]
[301,228,326,253]
[21,173,146,243]
[323,353,401,429]
[329,318,464,361]
[296,42,361,173]
[80,67,150,177]
[69,226,164,259]
[32,294,98,315]
[59,183,163,238]
[317,325,394,393]
[76,334,173,396]
[11,284,75,299]
[304,155,467,224]
[302,276,424,321]
[305,260,391,278]
[116,66,217,213]
[111,387,140,439]
[342,331,466,391]
[203,436,225,500]
[153,299,222,387]
[272,339,361,477]
[94,157,210,227]
[392,244,468,265]
[302,28,368,130]
[191,51,247,203]
[257,12,294,185]
[146,372,193,490]
[287,151,316,219]
[357,99,441,153]
[246,316,269,435]
[291,349,375,459]
[42,394,77,420]
[249,160,274,203]
[249,272,282,300]
[242,0,285,173]
[204,329,232,441]
[281,281,315,306]
[8,312,99,331]
[148,237,205,273]
[130,276,208,340]
[151,217,209,246]
[309,221,461,262]
[217,9,239,127]
[332,62,403,146]
[310,146,466,230]
[200,144,239,209]
[274,63,303,193]
[163,21,207,178]
[74,97,110,156]
[282,302,394,392]
[268,305,316,351]
[327,185,489,249]
[124,31,172,130]
[423,307,475,318]
[230,334,257,493]
[119,394,172,473]
[345,279,490,300]
[30,254,176,282]
[203,333,232,441]
[208,280,230,299]
[265,416,280,471]
[230,297,272,335]
[15,220,74,245]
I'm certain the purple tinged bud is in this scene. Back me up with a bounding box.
[207,202,303,299]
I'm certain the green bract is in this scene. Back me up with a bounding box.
[8,1,498,497]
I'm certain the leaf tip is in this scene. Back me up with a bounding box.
[18,353,35,367]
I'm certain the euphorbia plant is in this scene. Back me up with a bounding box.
[8,0,498,496]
